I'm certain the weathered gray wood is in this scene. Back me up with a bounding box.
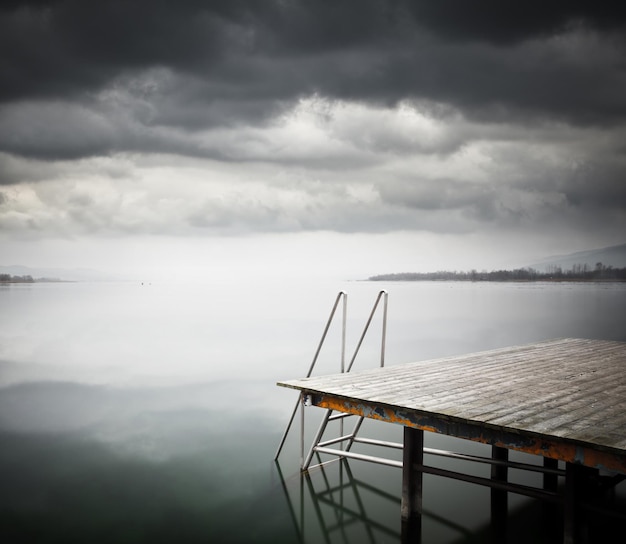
[278,338,626,472]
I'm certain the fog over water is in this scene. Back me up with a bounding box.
[1,279,625,543]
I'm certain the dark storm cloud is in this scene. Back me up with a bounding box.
[1,1,625,134]
[403,1,626,44]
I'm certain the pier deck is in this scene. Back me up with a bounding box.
[278,338,626,543]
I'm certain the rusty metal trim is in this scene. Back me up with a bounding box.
[310,392,626,475]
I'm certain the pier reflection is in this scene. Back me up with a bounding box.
[275,456,475,544]
[275,454,626,544]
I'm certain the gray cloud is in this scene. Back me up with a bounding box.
[378,177,498,217]
[0,1,625,252]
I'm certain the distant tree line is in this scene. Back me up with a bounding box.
[0,274,35,283]
[369,263,626,282]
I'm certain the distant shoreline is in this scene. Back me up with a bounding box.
[369,277,626,283]
[0,275,68,284]
[369,265,626,283]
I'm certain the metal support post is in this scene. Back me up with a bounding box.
[401,426,423,543]
[564,462,589,544]
[490,446,508,538]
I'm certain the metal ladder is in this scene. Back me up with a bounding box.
[274,290,388,470]
[275,291,568,505]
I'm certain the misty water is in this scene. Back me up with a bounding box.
[1,279,625,543]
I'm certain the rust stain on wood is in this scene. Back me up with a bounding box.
[281,338,626,473]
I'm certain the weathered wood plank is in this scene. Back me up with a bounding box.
[278,338,626,472]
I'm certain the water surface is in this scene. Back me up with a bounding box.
[1,279,625,542]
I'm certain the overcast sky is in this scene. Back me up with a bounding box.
[1,1,626,280]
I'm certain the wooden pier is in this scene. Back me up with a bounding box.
[278,338,626,543]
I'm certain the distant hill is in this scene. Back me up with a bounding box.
[529,243,626,272]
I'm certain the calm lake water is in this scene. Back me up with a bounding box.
[1,279,625,543]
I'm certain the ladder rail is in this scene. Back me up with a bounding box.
[276,290,388,464]
[346,290,388,372]
[302,290,388,469]
[275,291,347,460]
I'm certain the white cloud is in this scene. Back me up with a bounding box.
[1,96,624,272]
